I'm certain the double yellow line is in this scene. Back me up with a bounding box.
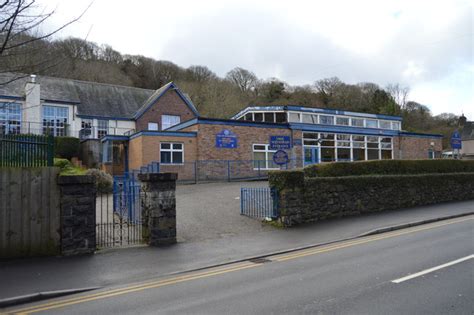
[6,215,473,314]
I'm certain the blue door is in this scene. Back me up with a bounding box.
[304,147,319,166]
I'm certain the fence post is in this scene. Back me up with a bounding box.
[227,160,231,182]
[47,135,54,166]
[194,161,198,184]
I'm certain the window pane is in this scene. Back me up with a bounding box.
[336,117,349,126]
[172,152,183,164]
[351,118,364,127]
[254,113,263,122]
[148,122,159,131]
[366,119,378,128]
[320,133,334,146]
[353,148,366,161]
[162,115,180,130]
[245,113,253,121]
[302,114,313,124]
[381,150,392,159]
[161,143,171,150]
[275,113,286,123]
[161,151,171,163]
[337,141,351,147]
[379,121,391,129]
[303,132,319,140]
[264,112,274,122]
[173,143,182,150]
[352,135,365,142]
[319,115,334,125]
[288,112,300,122]
[320,147,335,162]
[367,142,379,148]
[253,152,266,168]
[337,134,350,141]
[337,148,351,161]
[392,121,401,130]
[253,145,266,150]
[367,149,379,160]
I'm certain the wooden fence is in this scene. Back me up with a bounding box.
[0,167,61,258]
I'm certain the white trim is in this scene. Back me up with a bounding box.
[160,142,184,165]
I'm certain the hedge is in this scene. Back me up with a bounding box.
[54,137,80,159]
[304,159,474,177]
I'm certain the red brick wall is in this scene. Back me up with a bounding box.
[135,90,197,131]
[395,136,443,159]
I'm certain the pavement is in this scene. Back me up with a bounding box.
[4,216,473,314]
[0,197,473,305]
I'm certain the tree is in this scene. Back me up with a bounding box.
[0,0,90,84]
[386,83,410,108]
[225,67,258,93]
[186,65,216,82]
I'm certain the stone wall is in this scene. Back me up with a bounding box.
[270,171,474,227]
[58,175,97,256]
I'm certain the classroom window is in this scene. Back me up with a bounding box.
[366,119,378,128]
[288,112,301,123]
[264,112,275,123]
[319,115,334,125]
[252,144,278,170]
[0,102,21,134]
[379,120,391,129]
[42,105,68,136]
[160,142,183,164]
[97,119,108,138]
[336,117,350,126]
[351,118,364,127]
[275,112,287,123]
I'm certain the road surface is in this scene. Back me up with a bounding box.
[4,215,473,315]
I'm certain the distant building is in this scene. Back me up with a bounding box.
[459,114,474,159]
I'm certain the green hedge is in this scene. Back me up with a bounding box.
[304,159,474,177]
[54,137,80,159]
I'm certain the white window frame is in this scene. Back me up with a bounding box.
[0,102,21,134]
[160,142,184,165]
[97,119,108,138]
[42,105,69,136]
[148,122,159,131]
[319,114,334,125]
[252,144,278,170]
[161,115,181,130]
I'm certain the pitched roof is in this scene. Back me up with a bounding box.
[461,122,474,140]
[133,81,199,119]
[0,73,156,118]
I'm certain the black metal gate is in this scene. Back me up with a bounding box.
[96,175,143,248]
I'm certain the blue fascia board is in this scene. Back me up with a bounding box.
[290,123,399,136]
[0,94,23,101]
[129,130,197,140]
[101,135,130,142]
[77,114,134,121]
[134,82,199,120]
[399,131,443,138]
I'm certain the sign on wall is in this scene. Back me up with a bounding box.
[273,150,289,165]
[216,129,238,148]
[451,131,462,149]
[270,136,292,150]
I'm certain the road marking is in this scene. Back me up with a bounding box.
[7,215,473,314]
[392,254,474,284]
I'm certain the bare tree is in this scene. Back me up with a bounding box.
[386,83,410,108]
[225,67,258,93]
[0,0,91,84]
[186,65,216,82]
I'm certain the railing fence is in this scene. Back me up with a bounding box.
[0,134,54,167]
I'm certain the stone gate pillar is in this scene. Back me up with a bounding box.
[138,173,177,246]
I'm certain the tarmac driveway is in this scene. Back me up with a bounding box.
[176,181,273,242]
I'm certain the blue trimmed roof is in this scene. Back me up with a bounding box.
[133,82,199,119]
[231,105,403,121]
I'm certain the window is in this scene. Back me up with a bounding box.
[0,102,21,134]
[303,132,320,146]
[160,143,183,164]
[336,117,349,126]
[320,133,335,147]
[366,119,378,128]
[97,120,108,138]
[319,115,334,125]
[264,112,275,123]
[381,137,392,149]
[43,105,68,136]
[392,121,401,130]
[288,112,301,123]
[244,113,253,121]
[253,144,278,170]
[351,118,364,127]
[80,119,92,139]
[275,112,287,123]
[320,147,335,162]
[161,115,181,130]
[379,120,391,129]
[148,122,159,131]
[336,134,350,147]
[366,136,379,149]
[254,112,263,122]
[303,114,318,124]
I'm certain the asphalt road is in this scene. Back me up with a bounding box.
[5,216,473,315]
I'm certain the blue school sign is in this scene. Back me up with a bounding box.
[273,150,289,165]
[216,129,238,148]
[270,136,292,150]
[450,131,462,149]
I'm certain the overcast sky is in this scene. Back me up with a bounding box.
[38,0,473,119]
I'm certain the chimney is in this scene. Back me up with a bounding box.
[458,114,467,127]
[24,74,41,134]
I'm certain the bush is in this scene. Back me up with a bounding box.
[53,158,72,170]
[54,137,80,159]
[86,168,113,193]
[304,159,474,177]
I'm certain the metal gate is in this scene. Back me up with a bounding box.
[240,187,278,219]
[96,175,143,248]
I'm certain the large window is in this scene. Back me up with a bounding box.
[351,118,364,127]
[288,112,301,123]
[319,115,334,125]
[97,120,108,138]
[253,144,278,170]
[0,102,21,134]
[161,115,180,130]
[160,143,183,164]
[43,105,68,136]
[336,117,349,126]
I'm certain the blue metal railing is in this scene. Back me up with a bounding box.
[240,187,278,219]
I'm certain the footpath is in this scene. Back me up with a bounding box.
[1,200,473,304]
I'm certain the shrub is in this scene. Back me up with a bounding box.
[53,158,72,170]
[54,137,80,159]
[304,159,474,177]
[86,168,113,193]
